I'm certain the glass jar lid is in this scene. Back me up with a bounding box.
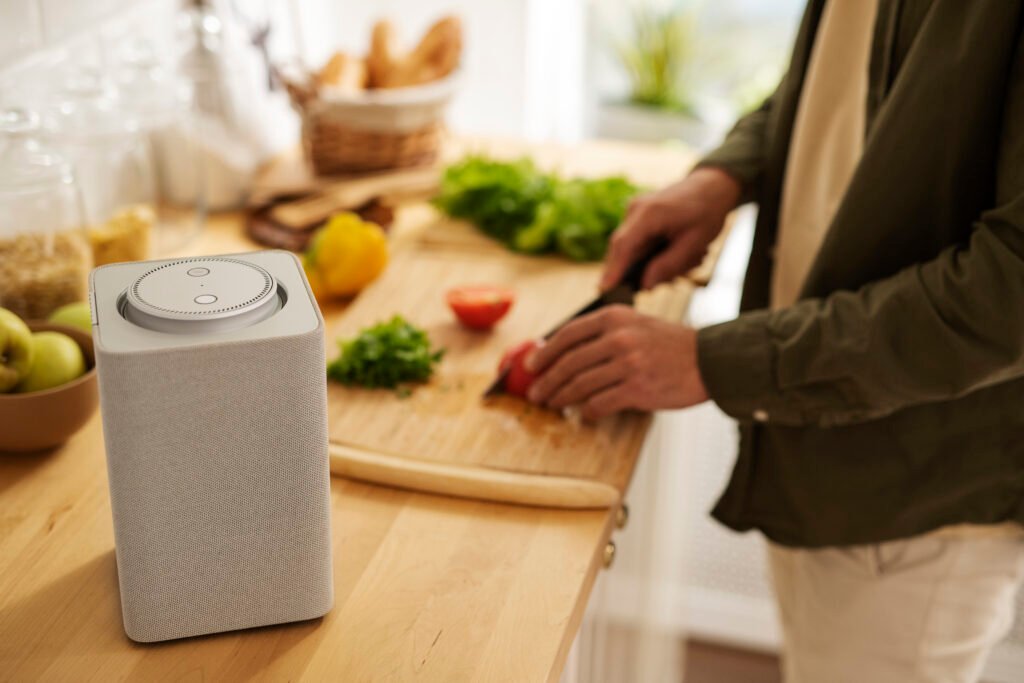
[0,107,75,192]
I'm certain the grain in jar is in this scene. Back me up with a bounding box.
[0,231,91,320]
[89,204,155,266]
[0,107,91,320]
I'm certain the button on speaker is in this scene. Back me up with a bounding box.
[123,257,282,334]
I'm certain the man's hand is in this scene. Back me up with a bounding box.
[601,167,741,291]
[525,305,708,420]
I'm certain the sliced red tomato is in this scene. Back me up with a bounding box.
[447,286,515,330]
[498,339,539,398]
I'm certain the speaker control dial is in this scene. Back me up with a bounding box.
[123,258,282,334]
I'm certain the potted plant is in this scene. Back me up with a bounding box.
[595,5,713,147]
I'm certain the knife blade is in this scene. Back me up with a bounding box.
[483,238,669,398]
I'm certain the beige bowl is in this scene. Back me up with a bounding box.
[0,321,98,452]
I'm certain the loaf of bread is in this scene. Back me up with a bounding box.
[381,16,462,88]
[344,15,462,90]
[318,51,368,93]
[366,20,399,88]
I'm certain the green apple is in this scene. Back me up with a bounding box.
[0,307,34,393]
[17,332,85,393]
[48,301,92,333]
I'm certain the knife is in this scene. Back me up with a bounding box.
[483,238,670,398]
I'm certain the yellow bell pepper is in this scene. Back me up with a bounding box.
[303,212,389,299]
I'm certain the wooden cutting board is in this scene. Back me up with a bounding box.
[325,246,694,506]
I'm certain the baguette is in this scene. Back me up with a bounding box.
[333,15,462,91]
[367,20,401,88]
[318,50,368,93]
[372,15,462,88]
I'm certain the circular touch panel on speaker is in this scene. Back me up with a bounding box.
[123,258,282,334]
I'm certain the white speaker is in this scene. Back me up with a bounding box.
[89,250,334,642]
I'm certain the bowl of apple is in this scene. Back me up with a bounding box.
[0,303,98,452]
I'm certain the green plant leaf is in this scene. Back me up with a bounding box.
[612,5,696,114]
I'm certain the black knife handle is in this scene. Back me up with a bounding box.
[537,237,672,343]
[619,236,671,292]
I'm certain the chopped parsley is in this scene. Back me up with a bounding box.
[327,316,444,391]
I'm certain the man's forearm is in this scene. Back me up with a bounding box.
[697,210,1024,428]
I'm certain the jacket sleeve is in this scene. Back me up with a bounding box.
[696,43,1024,429]
[694,89,779,205]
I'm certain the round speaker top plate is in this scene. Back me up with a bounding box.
[123,257,281,334]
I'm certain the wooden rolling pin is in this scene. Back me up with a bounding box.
[329,442,621,510]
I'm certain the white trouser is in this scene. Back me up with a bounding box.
[768,526,1024,683]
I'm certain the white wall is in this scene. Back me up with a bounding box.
[0,0,588,145]
[0,0,155,77]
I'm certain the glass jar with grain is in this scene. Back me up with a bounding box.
[0,107,91,320]
[43,69,155,268]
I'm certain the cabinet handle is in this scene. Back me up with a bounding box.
[615,503,629,530]
[603,541,616,569]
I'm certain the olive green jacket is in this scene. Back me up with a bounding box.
[695,0,1024,547]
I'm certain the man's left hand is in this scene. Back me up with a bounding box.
[525,305,708,420]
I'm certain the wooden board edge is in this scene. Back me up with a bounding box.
[546,504,620,683]
[329,443,621,510]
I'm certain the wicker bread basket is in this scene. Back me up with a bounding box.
[282,68,458,175]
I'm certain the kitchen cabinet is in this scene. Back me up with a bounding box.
[0,137,708,681]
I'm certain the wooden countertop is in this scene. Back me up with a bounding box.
[0,137,700,681]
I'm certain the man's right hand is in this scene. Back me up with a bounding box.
[600,166,742,291]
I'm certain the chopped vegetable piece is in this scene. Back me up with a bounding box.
[327,315,444,390]
[498,339,539,398]
[446,286,515,330]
